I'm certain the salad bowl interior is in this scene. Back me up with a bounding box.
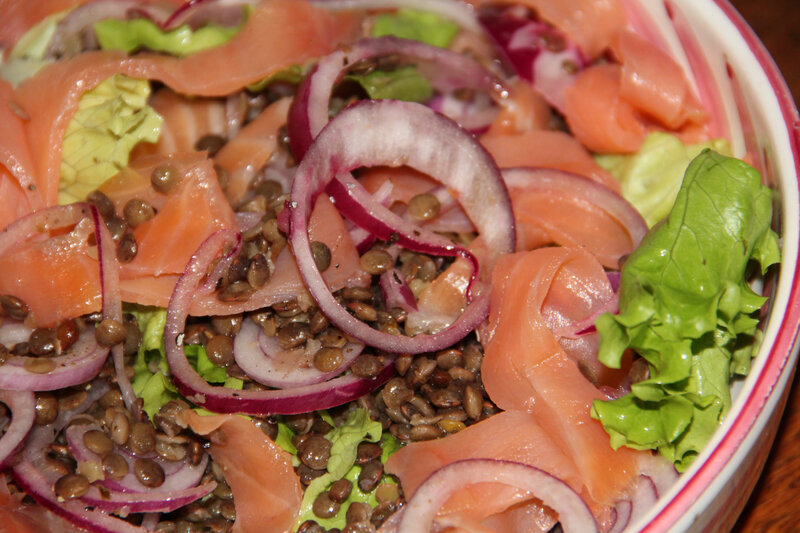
[0,1,798,532]
[627,0,800,531]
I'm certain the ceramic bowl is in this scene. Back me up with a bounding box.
[625,1,800,531]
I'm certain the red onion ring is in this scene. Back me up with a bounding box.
[46,0,172,58]
[0,319,34,348]
[65,424,210,494]
[53,379,110,432]
[325,173,478,274]
[165,229,394,415]
[78,480,217,515]
[0,329,108,391]
[0,205,111,391]
[478,7,588,111]
[90,205,141,420]
[0,389,35,469]
[397,458,599,533]
[608,500,632,533]
[233,318,366,387]
[288,36,503,160]
[289,99,514,353]
[0,203,90,257]
[379,268,418,313]
[12,458,150,533]
[502,167,648,269]
[162,0,256,30]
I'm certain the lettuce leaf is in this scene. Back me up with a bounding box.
[345,65,433,103]
[0,11,66,86]
[591,150,780,471]
[295,409,396,531]
[595,132,731,227]
[94,17,243,57]
[371,9,459,48]
[59,74,162,204]
[128,306,243,419]
[246,63,306,93]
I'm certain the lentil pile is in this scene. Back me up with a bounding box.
[0,78,503,531]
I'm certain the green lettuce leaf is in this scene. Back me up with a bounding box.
[591,150,780,471]
[295,408,395,531]
[0,10,72,86]
[94,16,244,57]
[246,64,306,93]
[595,132,731,227]
[128,306,243,419]
[345,66,433,102]
[371,9,459,48]
[59,74,162,204]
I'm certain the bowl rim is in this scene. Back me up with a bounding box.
[641,0,800,530]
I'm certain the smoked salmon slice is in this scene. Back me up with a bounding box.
[117,194,369,316]
[214,97,291,207]
[13,0,358,206]
[0,80,43,223]
[501,167,645,269]
[485,79,552,136]
[611,29,706,130]
[0,477,85,533]
[562,64,647,154]
[474,0,627,59]
[482,248,640,505]
[133,88,230,158]
[183,411,303,533]
[99,152,237,279]
[480,129,621,192]
[385,410,577,528]
[0,213,100,327]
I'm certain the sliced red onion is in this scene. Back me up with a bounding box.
[502,167,648,269]
[0,329,108,391]
[140,513,160,530]
[380,268,418,313]
[165,230,394,415]
[0,390,35,469]
[0,319,34,348]
[53,379,110,432]
[428,91,499,133]
[235,211,264,233]
[0,205,110,391]
[397,459,599,533]
[277,201,291,235]
[12,458,150,533]
[326,174,478,270]
[608,500,632,533]
[637,452,679,499]
[78,480,216,514]
[65,424,210,494]
[289,99,514,353]
[91,205,141,420]
[233,318,366,387]
[288,35,503,160]
[46,0,172,58]
[478,7,588,111]
[0,203,90,257]
[309,0,482,34]
[557,292,620,339]
[607,271,621,292]
[347,177,395,253]
[162,0,256,30]
[627,475,659,526]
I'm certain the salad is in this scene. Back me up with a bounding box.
[0,0,781,532]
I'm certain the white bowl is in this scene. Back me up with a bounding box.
[626,1,800,531]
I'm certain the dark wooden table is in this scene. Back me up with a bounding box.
[727,0,800,531]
